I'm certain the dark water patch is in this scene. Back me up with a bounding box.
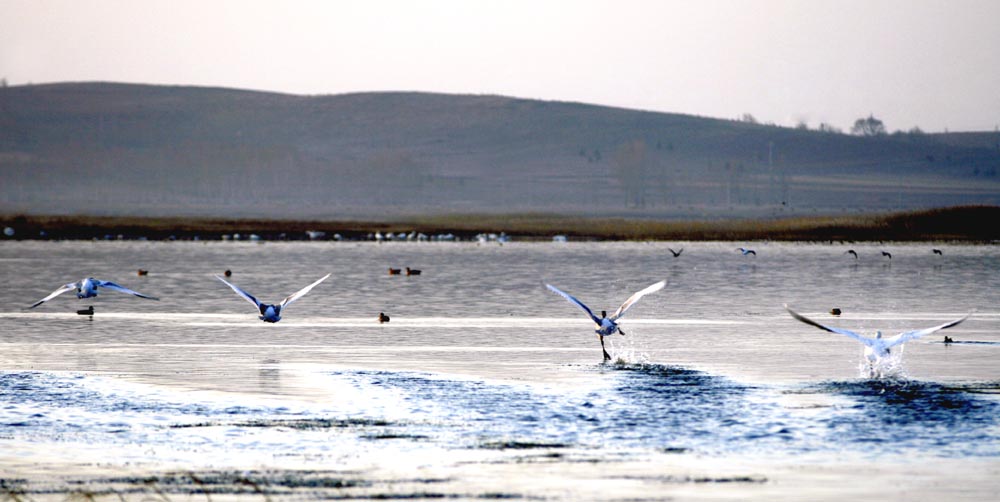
[362,433,431,441]
[171,417,398,430]
[794,379,1000,456]
[338,365,796,456]
[0,371,242,422]
[479,440,570,450]
[611,474,767,484]
[100,471,373,491]
[592,364,793,454]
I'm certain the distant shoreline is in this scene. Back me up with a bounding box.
[1,206,997,242]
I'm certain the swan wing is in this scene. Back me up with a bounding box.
[610,280,666,320]
[785,305,873,346]
[215,275,261,308]
[546,284,601,324]
[885,315,970,349]
[96,280,159,300]
[29,282,79,308]
[280,273,331,308]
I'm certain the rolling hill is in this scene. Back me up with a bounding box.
[1,82,998,220]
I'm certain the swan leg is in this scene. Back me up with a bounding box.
[599,335,611,361]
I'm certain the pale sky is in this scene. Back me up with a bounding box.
[2,0,999,132]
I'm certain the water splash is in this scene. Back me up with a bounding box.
[859,345,908,380]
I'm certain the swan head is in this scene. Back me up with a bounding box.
[600,310,607,319]
[875,330,883,339]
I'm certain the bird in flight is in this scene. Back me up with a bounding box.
[546,280,666,361]
[30,278,158,308]
[881,251,892,260]
[668,248,683,258]
[785,305,968,378]
[215,273,330,323]
[846,250,858,259]
[737,247,756,256]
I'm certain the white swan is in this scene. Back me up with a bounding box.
[30,278,159,308]
[546,280,666,361]
[785,305,968,378]
[216,273,330,323]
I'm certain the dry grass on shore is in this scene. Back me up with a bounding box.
[0,206,996,242]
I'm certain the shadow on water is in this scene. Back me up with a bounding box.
[792,379,1000,456]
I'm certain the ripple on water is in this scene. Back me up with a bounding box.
[2,368,999,469]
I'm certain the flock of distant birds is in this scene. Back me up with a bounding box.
[26,246,964,378]
[663,247,947,260]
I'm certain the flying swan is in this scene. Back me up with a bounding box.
[216,273,330,323]
[785,305,968,378]
[30,278,159,308]
[547,280,666,361]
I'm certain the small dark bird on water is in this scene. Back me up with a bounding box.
[406,267,422,276]
[846,250,858,259]
[137,269,148,276]
[224,269,232,277]
[378,312,390,323]
[668,248,683,258]
[944,335,953,344]
[76,306,94,316]
[830,308,842,316]
[933,249,943,255]
[881,251,892,260]
[388,268,401,275]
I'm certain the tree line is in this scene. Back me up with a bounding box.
[739,113,932,137]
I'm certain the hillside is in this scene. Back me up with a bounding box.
[1,82,999,220]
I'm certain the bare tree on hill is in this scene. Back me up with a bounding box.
[851,114,887,136]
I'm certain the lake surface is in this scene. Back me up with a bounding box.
[1,240,998,500]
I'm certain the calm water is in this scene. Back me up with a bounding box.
[1,241,999,498]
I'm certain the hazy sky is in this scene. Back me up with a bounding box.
[2,0,999,132]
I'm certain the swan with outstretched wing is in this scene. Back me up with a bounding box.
[216,273,330,322]
[547,280,666,361]
[786,305,968,377]
[30,278,158,309]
